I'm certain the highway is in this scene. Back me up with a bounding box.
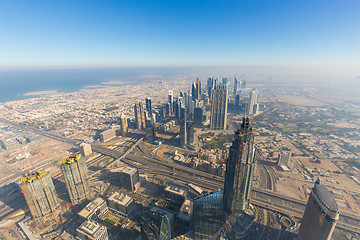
[2,119,360,234]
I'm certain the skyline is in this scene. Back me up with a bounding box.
[1,0,360,69]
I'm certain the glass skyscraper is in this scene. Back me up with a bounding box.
[194,190,224,240]
[223,117,256,213]
[140,210,171,240]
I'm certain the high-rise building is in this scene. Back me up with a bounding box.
[60,151,91,205]
[247,90,259,115]
[19,170,60,221]
[76,220,108,240]
[207,77,215,101]
[192,82,197,101]
[222,78,229,87]
[168,90,174,114]
[135,102,146,130]
[194,107,204,126]
[140,210,171,240]
[145,97,152,117]
[210,85,228,130]
[233,78,238,96]
[151,117,156,143]
[121,167,140,192]
[196,78,201,100]
[277,152,291,167]
[299,178,339,240]
[223,117,256,213]
[119,114,128,137]
[180,107,187,147]
[194,190,224,240]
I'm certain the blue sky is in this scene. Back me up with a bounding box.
[0,0,359,68]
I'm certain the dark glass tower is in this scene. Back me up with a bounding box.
[180,107,187,147]
[210,85,228,130]
[194,190,224,240]
[299,178,339,240]
[223,117,255,213]
[140,210,171,240]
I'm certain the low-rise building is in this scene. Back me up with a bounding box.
[108,192,135,216]
[78,197,108,221]
[76,220,108,240]
[164,183,187,203]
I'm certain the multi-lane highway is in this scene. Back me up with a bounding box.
[2,119,360,234]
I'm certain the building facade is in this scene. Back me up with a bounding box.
[119,114,128,137]
[61,152,91,205]
[76,220,108,240]
[210,85,228,130]
[223,117,256,213]
[140,210,171,240]
[135,102,146,130]
[19,170,60,221]
[299,178,339,240]
[193,190,224,240]
[121,167,140,192]
[180,107,187,147]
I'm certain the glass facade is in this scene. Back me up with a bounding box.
[140,210,171,240]
[194,190,224,240]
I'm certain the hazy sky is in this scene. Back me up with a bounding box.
[1,0,359,68]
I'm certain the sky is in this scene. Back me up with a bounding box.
[0,0,359,69]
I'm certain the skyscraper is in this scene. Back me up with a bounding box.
[207,77,215,101]
[135,102,146,130]
[210,85,228,130]
[223,117,256,213]
[196,77,201,100]
[119,114,128,137]
[180,107,187,147]
[299,178,339,240]
[192,82,197,101]
[140,210,171,240]
[194,190,224,240]
[145,97,152,117]
[168,90,174,115]
[194,107,204,126]
[233,78,238,96]
[19,170,60,221]
[61,151,91,205]
[247,90,259,115]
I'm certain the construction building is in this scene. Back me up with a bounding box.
[135,102,146,130]
[19,170,60,221]
[60,151,91,205]
[119,114,128,137]
[78,197,108,221]
[76,220,108,240]
[108,192,135,216]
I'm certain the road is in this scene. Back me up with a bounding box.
[2,119,360,235]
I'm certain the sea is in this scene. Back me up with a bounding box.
[0,67,199,102]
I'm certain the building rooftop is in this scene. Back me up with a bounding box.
[176,199,193,222]
[108,192,133,206]
[122,166,137,175]
[77,220,105,237]
[313,179,338,213]
[164,184,187,197]
[78,197,105,219]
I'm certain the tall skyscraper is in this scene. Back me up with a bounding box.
[196,77,201,100]
[247,90,259,115]
[140,210,171,240]
[151,116,156,143]
[135,102,146,130]
[194,190,224,240]
[145,97,152,117]
[207,77,215,101]
[222,78,229,87]
[19,170,60,221]
[119,114,128,137]
[168,90,174,114]
[233,78,238,96]
[194,107,204,126]
[223,117,256,213]
[180,107,187,147]
[299,178,339,240]
[210,85,228,130]
[192,82,197,101]
[61,151,91,205]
